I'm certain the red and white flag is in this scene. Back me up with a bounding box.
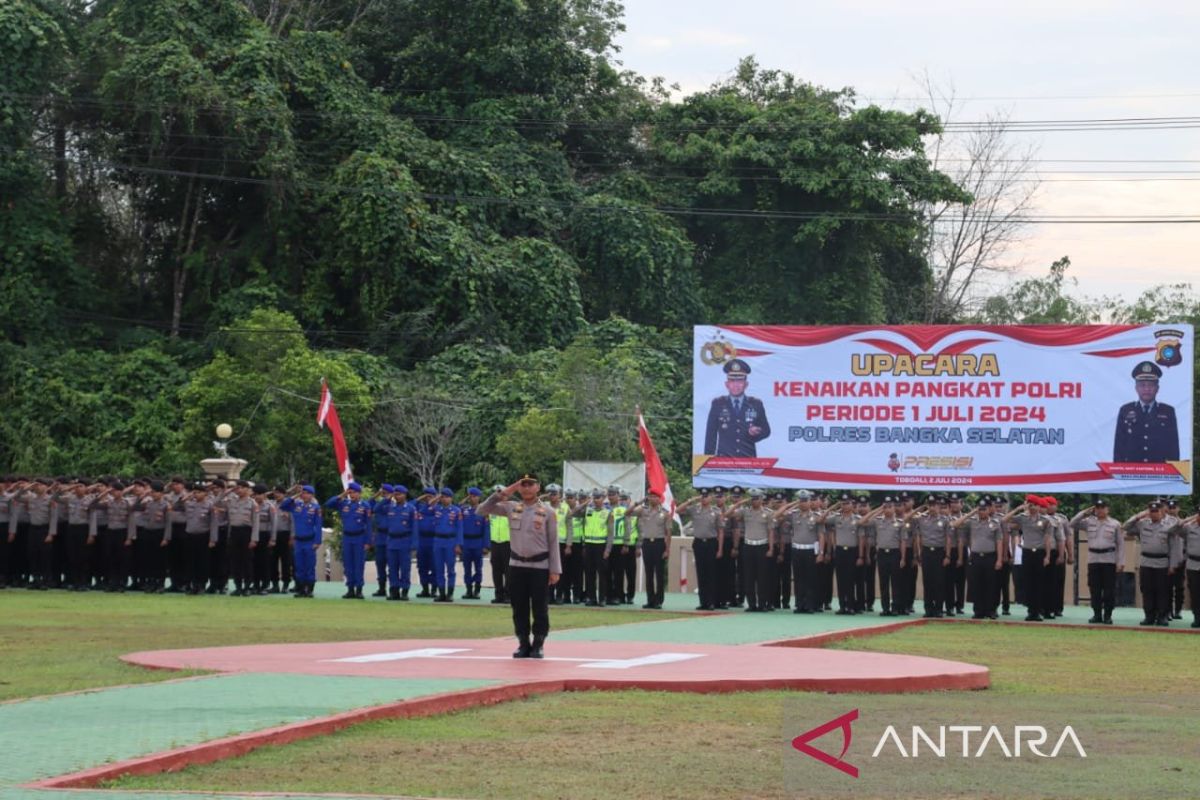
[317,380,354,489]
[637,410,678,524]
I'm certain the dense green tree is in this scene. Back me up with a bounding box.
[974,257,1100,324]
[648,58,967,324]
[3,0,1074,491]
[179,308,375,486]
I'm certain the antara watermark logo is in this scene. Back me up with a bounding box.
[791,710,1086,777]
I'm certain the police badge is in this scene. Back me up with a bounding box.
[1154,329,1183,368]
[700,334,737,366]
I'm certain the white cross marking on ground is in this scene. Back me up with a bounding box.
[325,649,705,669]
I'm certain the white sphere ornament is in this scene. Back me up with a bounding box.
[215,423,233,439]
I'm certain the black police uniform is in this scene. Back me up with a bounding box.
[704,360,771,457]
[1113,362,1179,462]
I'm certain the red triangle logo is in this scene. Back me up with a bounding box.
[791,708,859,778]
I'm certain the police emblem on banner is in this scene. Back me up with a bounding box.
[700,335,737,366]
[1155,329,1184,368]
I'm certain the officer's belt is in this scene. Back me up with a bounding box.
[877,547,898,553]
[387,531,411,537]
[743,538,768,546]
[463,534,484,540]
[1023,546,1045,551]
[1141,552,1167,558]
[923,545,943,551]
[792,542,818,550]
[1089,547,1116,554]
[294,536,314,541]
[434,533,457,539]
[511,552,549,563]
[343,530,366,536]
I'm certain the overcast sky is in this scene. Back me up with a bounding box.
[613,1,1198,303]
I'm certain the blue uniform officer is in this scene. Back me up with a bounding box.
[429,487,463,601]
[382,485,416,601]
[278,485,322,598]
[415,486,437,597]
[369,485,393,597]
[326,482,372,599]
[460,488,491,599]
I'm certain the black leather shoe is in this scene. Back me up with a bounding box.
[513,641,531,659]
[530,639,545,659]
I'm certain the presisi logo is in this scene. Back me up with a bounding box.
[791,710,1087,777]
[903,455,973,471]
[791,709,859,778]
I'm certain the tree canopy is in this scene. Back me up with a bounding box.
[1,0,1193,493]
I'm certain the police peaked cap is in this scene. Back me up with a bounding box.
[723,359,750,378]
[1132,361,1162,381]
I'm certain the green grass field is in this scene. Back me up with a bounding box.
[0,590,685,701]
[111,625,1200,800]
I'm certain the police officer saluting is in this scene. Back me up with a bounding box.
[861,497,905,616]
[1070,500,1123,624]
[222,480,260,597]
[627,489,674,609]
[724,488,775,612]
[954,498,1004,620]
[1002,496,1053,622]
[279,485,323,598]
[1166,505,1200,628]
[460,487,490,600]
[679,489,722,610]
[429,487,463,602]
[1124,500,1178,626]
[479,474,561,659]
[380,485,416,601]
[326,482,371,599]
[488,484,511,604]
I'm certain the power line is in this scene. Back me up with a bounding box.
[6,91,1200,134]
[13,148,1200,223]
[25,145,1200,187]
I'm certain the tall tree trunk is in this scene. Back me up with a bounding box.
[53,120,67,200]
[171,176,197,338]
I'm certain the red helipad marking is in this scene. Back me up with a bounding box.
[123,637,988,693]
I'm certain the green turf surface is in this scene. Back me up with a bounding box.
[0,673,494,786]
[110,625,1200,800]
[557,602,1186,644]
[0,588,686,701]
